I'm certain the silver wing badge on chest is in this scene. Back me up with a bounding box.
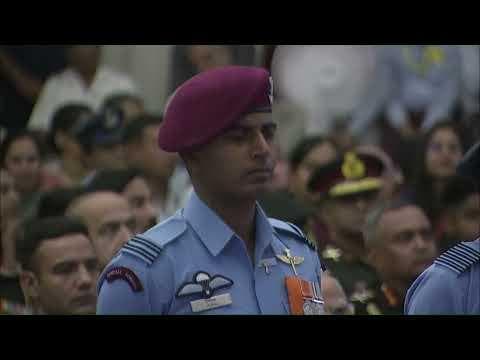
[176,271,234,299]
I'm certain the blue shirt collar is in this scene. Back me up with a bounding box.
[183,191,278,260]
[254,205,284,263]
[183,191,235,257]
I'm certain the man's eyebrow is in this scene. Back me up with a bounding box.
[52,260,76,272]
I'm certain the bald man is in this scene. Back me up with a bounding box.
[66,191,136,269]
[321,273,354,315]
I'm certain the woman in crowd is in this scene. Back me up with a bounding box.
[0,131,68,217]
[408,121,465,228]
[46,102,94,185]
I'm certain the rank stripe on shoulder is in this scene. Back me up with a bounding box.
[450,244,478,261]
[435,242,480,275]
[457,242,480,257]
[123,242,157,260]
[122,244,157,265]
[123,244,156,262]
[435,255,467,273]
[445,249,475,267]
[118,235,165,266]
[131,236,162,254]
[435,258,464,274]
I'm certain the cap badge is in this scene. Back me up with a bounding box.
[342,152,365,180]
[104,109,120,130]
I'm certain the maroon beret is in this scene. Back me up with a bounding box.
[158,66,272,153]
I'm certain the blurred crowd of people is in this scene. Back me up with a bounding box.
[0,45,478,315]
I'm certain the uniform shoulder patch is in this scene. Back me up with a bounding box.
[105,267,143,292]
[269,218,316,251]
[434,241,480,275]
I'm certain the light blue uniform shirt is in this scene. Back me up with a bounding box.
[97,191,323,315]
[350,45,462,135]
[405,239,480,315]
[383,45,462,131]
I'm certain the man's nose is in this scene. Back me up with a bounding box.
[251,132,270,159]
[77,265,95,288]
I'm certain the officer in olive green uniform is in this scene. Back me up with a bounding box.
[307,152,384,313]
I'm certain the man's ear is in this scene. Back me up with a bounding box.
[19,270,40,304]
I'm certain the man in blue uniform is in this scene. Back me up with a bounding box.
[405,141,480,314]
[97,66,324,315]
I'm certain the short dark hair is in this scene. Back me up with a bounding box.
[288,135,338,170]
[441,175,479,210]
[122,114,162,145]
[0,130,45,168]
[36,187,87,219]
[86,168,145,194]
[75,108,126,154]
[16,216,89,271]
[48,103,93,153]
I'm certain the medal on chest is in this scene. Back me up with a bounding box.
[276,248,324,315]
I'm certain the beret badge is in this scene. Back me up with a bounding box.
[341,152,366,180]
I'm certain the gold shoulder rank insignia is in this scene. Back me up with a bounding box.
[350,281,375,303]
[322,246,342,262]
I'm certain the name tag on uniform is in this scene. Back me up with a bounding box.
[190,293,233,313]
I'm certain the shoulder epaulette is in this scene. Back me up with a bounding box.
[121,217,187,266]
[434,242,480,275]
[269,218,316,251]
[121,235,163,266]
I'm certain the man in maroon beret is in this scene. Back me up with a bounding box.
[307,152,385,314]
[97,66,325,315]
